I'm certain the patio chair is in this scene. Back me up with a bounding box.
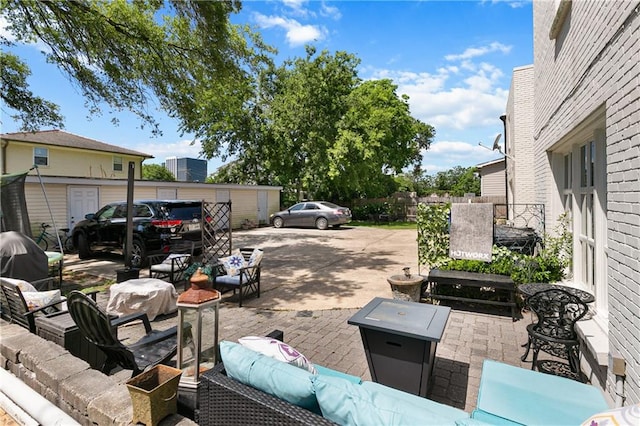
[147,241,195,287]
[0,277,66,333]
[213,247,262,307]
[66,290,179,377]
[522,288,588,379]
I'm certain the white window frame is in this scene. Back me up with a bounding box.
[113,156,123,172]
[34,147,49,166]
[569,132,607,320]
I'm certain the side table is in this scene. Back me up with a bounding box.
[348,297,450,397]
[518,283,595,304]
[36,311,110,369]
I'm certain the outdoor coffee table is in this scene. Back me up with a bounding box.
[348,297,451,397]
[107,278,178,321]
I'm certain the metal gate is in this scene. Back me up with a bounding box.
[201,201,232,264]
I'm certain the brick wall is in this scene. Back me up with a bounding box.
[532,1,640,404]
[508,65,535,206]
[0,321,195,425]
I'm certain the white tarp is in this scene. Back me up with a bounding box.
[106,278,177,321]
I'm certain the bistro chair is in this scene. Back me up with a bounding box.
[147,241,195,286]
[213,247,263,307]
[523,288,588,380]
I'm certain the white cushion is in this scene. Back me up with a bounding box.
[581,403,640,426]
[248,249,264,267]
[220,253,246,276]
[2,277,38,292]
[238,336,317,374]
[22,290,63,311]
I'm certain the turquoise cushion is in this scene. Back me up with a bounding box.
[475,360,610,425]
[313,375,469,426]
[470,409,522,425]
[314,364,362,384]
[455,417,496,426]
[219,341,320,412]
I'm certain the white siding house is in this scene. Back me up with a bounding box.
[511,1,640,406]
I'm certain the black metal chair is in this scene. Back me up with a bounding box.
[212,247,262,307]
[148,241,195,286]
[66,290,179,377]
[522,288,588,378]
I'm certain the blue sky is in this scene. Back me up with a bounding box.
[1,0,533,176]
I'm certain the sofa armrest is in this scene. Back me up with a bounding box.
[198,363,336,425]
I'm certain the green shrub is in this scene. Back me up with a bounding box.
[417,205,572,285]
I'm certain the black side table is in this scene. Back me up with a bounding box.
[348,297,450,397]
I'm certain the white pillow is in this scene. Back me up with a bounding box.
[238,336,317,374]
[220,253,247,276]
[22,290,63,311]
[581,403,640,426]
[2,277,38,292]
[248,248,264,267]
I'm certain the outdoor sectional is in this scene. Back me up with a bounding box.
[197,340,611,425]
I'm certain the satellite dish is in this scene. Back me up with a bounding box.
[492,134,502,151]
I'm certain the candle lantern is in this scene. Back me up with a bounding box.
[176,268,220,414]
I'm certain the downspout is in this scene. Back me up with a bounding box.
[1,139,8,174]
[500,114,508,219]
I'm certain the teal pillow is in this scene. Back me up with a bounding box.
[314,364,362,384]
[219,341,320,412]
[313,375,469,426]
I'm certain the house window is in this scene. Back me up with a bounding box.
[34,147,49,166]
[113,156,123,172]
[568,137,607,318]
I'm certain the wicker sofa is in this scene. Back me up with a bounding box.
[197,333,612,426]
[198,362,335,425]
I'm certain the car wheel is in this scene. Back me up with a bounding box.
[77,233,91,259]
[273,217,284,228]
[129,238,146,268]
[316,217,329,230]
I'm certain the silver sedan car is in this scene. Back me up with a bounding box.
[270,201,352,230]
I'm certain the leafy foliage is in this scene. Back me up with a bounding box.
[211,47,434,202]
[142,164,175,181]
[416,203,451,268]
[2,0,271,139]
[416,204,573,285]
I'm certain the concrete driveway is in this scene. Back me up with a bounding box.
[64,226,422,311]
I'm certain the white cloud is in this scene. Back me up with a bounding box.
[253,13,327,46]
[365,67,508,131]
[422,140,503,174]
[320,1,342,20]
[445,42,512,61]
[137,138,205,164]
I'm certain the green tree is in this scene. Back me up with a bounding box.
[331,79,433,199]
[422,166,480,196]
[142,164,175,181]
[2,0,271,141]
[227,47,434,201]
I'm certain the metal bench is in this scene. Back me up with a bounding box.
[424,269,518,321]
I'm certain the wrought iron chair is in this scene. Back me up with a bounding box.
[0,278,66,333]
[213,247,262,307]
[67,290,179,377]
[147,241,195,286]
[522,288,588,379]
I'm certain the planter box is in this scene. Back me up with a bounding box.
[126,365,182,426]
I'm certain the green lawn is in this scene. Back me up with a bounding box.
[349,220,417,230]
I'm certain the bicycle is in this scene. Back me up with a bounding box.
[34,223,75,252]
